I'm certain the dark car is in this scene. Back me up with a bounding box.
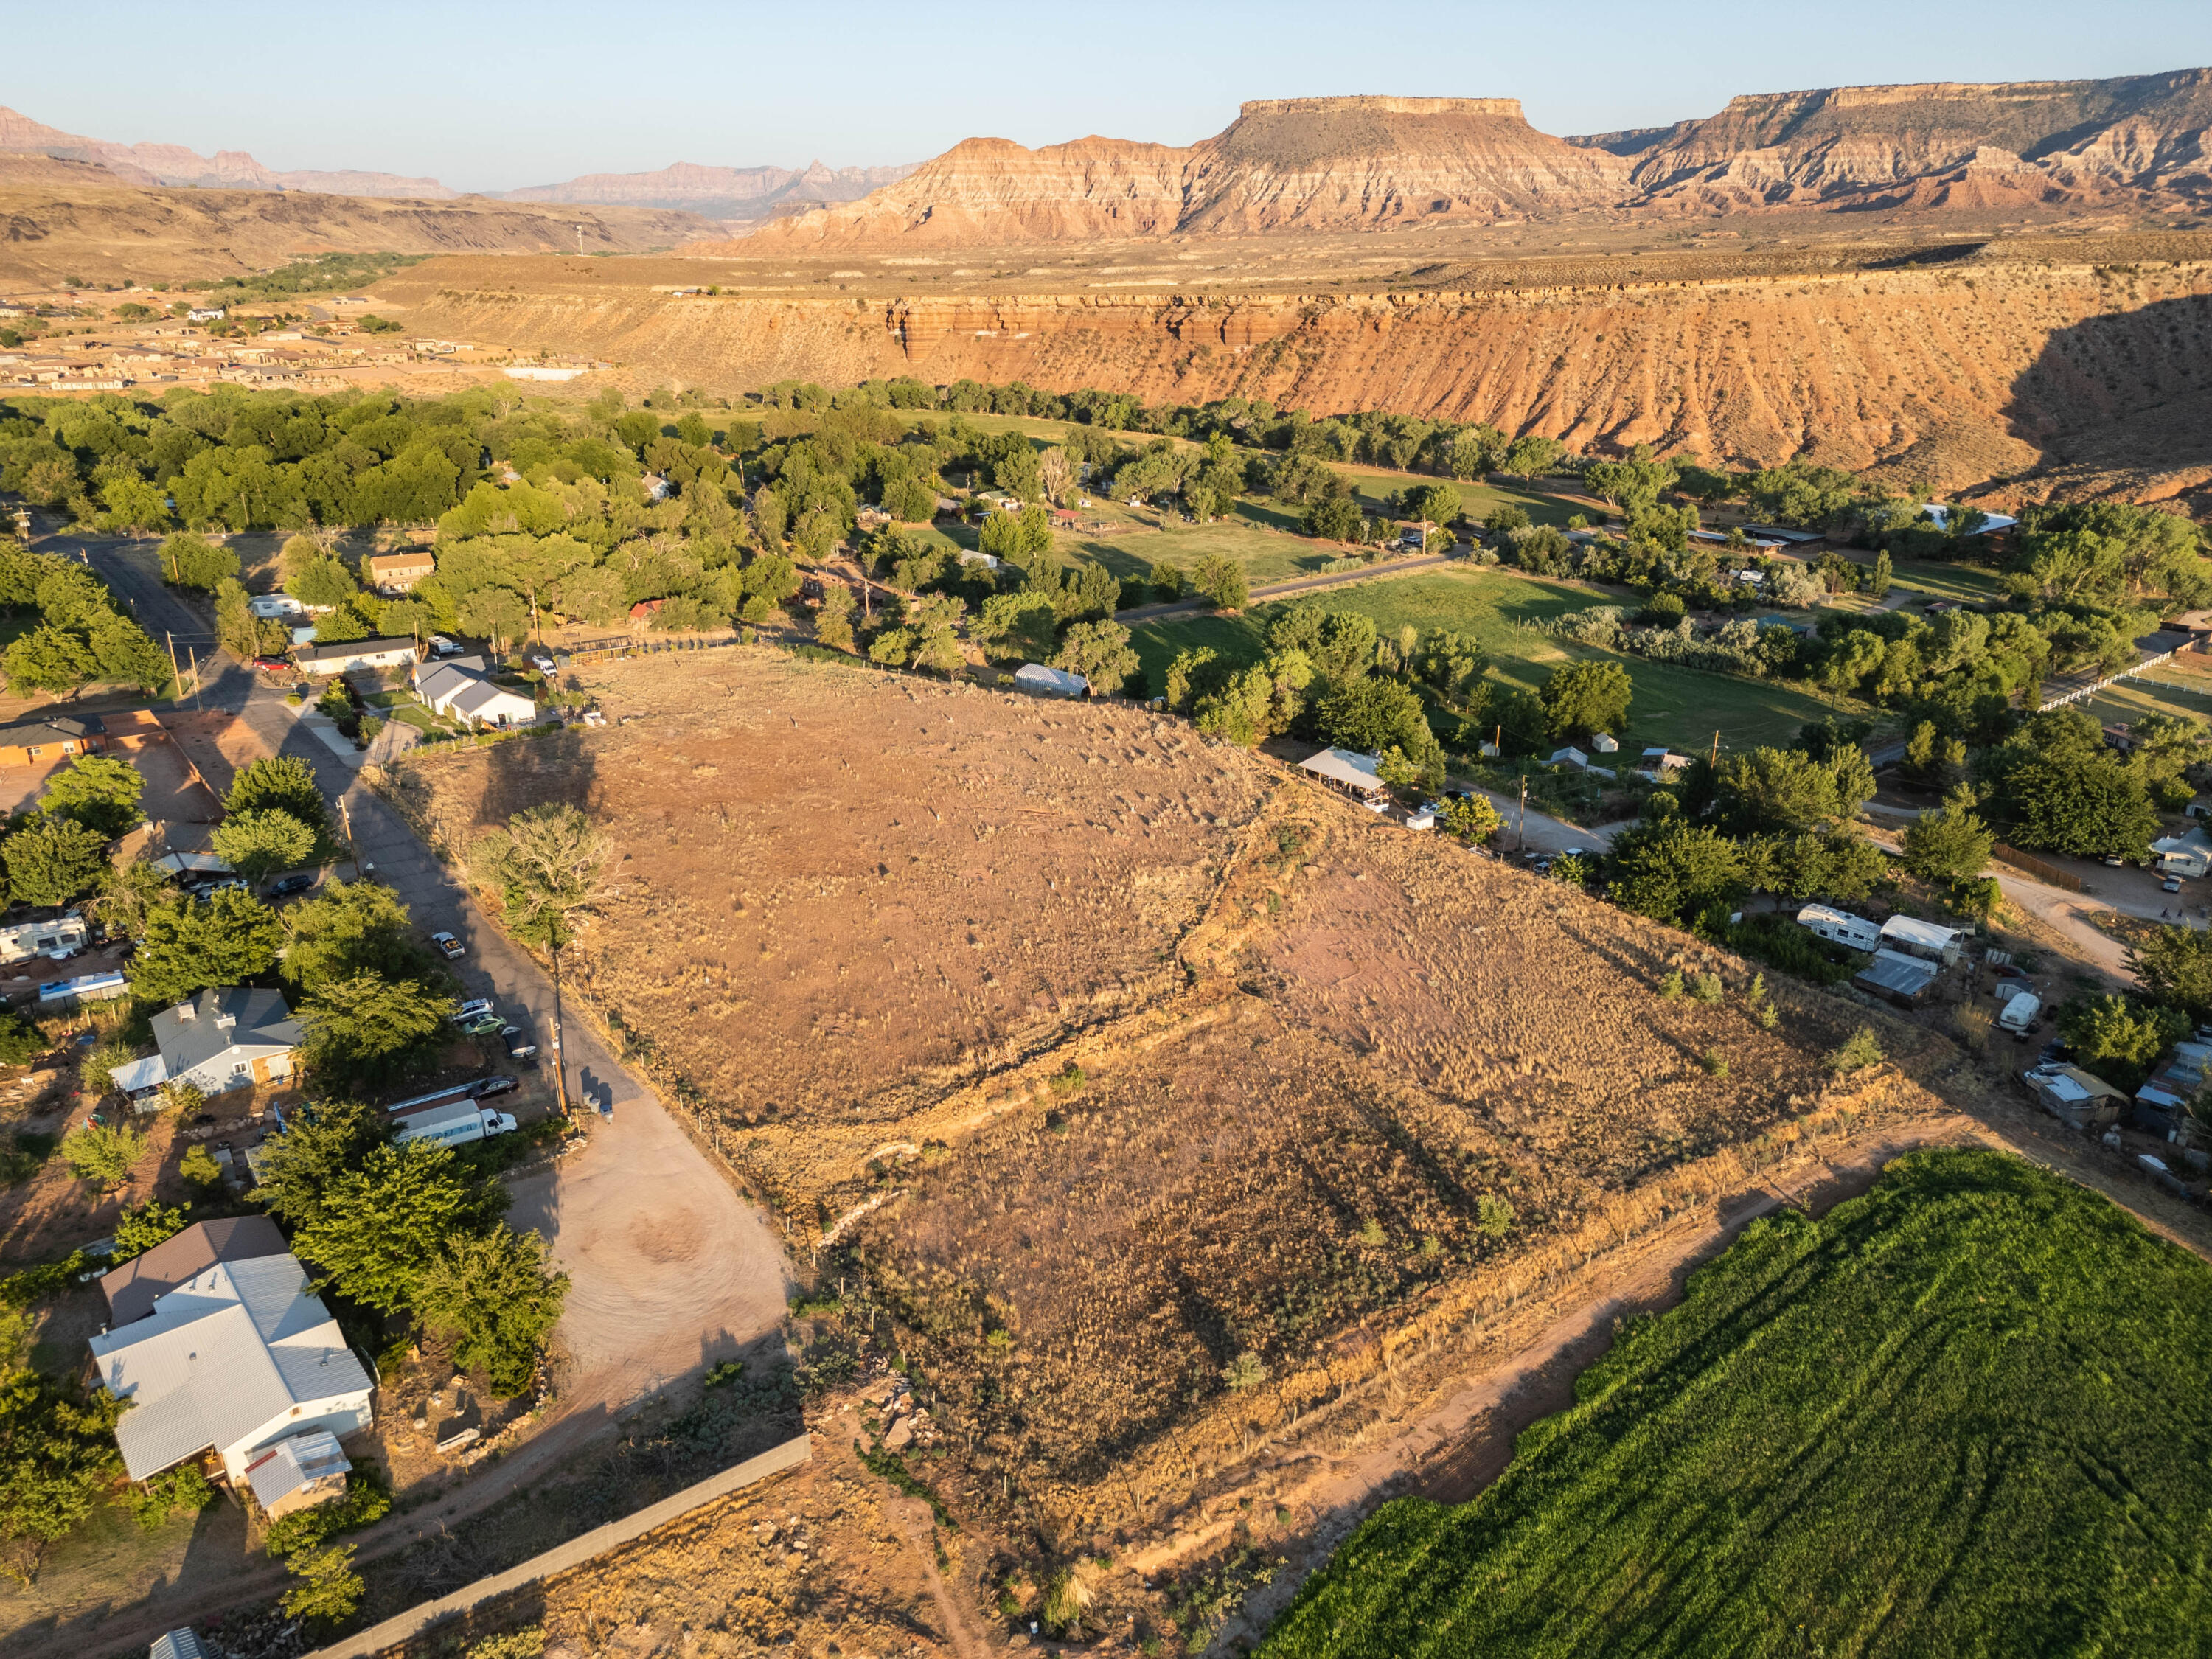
[468,1074,518,1099]
[267,873,317,897]
[501,1025,539,1060]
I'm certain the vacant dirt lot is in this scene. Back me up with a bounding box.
[391,650,1270,1206]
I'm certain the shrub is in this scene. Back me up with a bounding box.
[178,1144,223,1190]
[1476,1194,1516,1238]
[1658,970,1684,998]
[60,1121,145,1189]
[1702,1049,1731,1077]
[280,1542,364,1627]
[1222,1350,1269,1391]
[129,1464,214,1531]
[1691,973,1724,1003]
[1827,1026,1884,1074]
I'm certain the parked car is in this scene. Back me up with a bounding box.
[529,653,557,675]
[2102,855,2126,867]
[456,997,494,1020]
[501,1025,539,1060]
[468,1074,518,1099]
[431,931,465,959]
[251,655,292,674]
[267,872,317,897]
[458,1011,504,1036]
[2163,875,2184,893]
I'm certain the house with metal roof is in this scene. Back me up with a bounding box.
[2023,1063,2128,1131]
[150,987,302,1094]
[243,1427,352,1520]
[415,658,538,728]
[87,1252,374,1483]
[98,1217,289,1327]
[2152,826,2212,879]
[292,637,419,676]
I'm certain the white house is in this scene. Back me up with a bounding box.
[147,987,302,1094]
[1796,903,1882,953]
[293,637,419,676]
[1015,664,1088,698]
[413,654,487,692]
[416,659,538,728]
[2153,827,2212,879]
[87,1245,373,1484]
[1879,914,1963,964]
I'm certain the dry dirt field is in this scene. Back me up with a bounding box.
[387,641,2004,1648]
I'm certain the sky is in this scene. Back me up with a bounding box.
[12,0,2212,192]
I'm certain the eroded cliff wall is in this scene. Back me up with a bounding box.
[382,256,2212,498]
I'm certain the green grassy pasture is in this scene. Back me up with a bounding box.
[1127,568,1843,756]
[1261,1148,2212,1659]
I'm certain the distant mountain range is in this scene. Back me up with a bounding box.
[740,69,2212,247]
[0,106,914,220]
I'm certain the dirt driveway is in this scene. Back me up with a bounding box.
[509,1102,794,1408]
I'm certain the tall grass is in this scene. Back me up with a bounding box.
[1260,1148,2212,1658]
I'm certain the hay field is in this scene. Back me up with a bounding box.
[1259,1147,2212,1658]
[397,643,1975,1557]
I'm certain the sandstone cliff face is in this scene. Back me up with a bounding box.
[746,97,1629,247]
[380,254,2212,503]
[1578,70,2212,209]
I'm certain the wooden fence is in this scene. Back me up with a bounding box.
[1992,843,2084,892]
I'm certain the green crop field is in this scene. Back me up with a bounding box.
[1126,568,1846,756]
[1061,512,1339,590]
[1260,1149,2212,1659]
[1336,465,1586,528]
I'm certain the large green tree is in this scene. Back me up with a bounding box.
[1604,812,1745,926]
[1540,660,1633,741]
[279,880,437,994]
[2127,925,2212,1024]
[2,817,109,906]
[415,1226,569,1398]
[1053,620,1139,697]
[39,753,144,838]
[291,1139,495,1314]
[126,888,283,1004]
[1901,789,1997,886]
[225,757,328,838]
[209,807,317,883]
[298,972,454,1085]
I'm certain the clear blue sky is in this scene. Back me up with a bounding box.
[12,0,2212,192]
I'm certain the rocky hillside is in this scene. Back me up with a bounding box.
[739,72,2212,248]
[376,243,2212,505]
[742,97,1628,247]
[1573,69,2212,211]
[498,159,917,223]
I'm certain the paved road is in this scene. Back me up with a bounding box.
[55,529,796,1410]
[1117,548,1461,624]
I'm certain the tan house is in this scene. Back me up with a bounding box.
[366,551,436,595]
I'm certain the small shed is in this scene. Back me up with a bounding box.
[1854,948,1939,1006]
[151,1632,209,1659]
[1797,903,1882,953]
[243,1429,351,1520]
[1014,664,1088,698]
[1298,748,1388,802]
[2023,1064,2126,1130]
[1589,732,1619,754]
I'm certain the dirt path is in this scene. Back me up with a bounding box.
[1861,822,2132,981]
[889,1496,990,1659]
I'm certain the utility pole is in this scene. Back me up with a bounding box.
[337,796,361,880]
[186,647,201,710]
[1710,728,1720,770]
[1517,774,1529,852]
[164,633,181,698]
[549,933,573,1119]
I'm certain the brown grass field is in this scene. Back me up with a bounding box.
[388,645,1987,1582]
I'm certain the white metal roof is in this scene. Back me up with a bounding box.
[88,1256,371,1481]
[109,1055,170,1093]
[244,1427,349,1511]
[1014,663,1087,698]
[1856,949,1939,997]
[1298,748,1385,792]
[1880,916,1960,950]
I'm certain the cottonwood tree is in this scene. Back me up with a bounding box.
[40,753,144,838]
[1052,620,1138,696]
[127,888,282,1004]
[279,880,436,992]
[1901,788,1996,886]
[2,817,109,906]
[1540,659,1633,740]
